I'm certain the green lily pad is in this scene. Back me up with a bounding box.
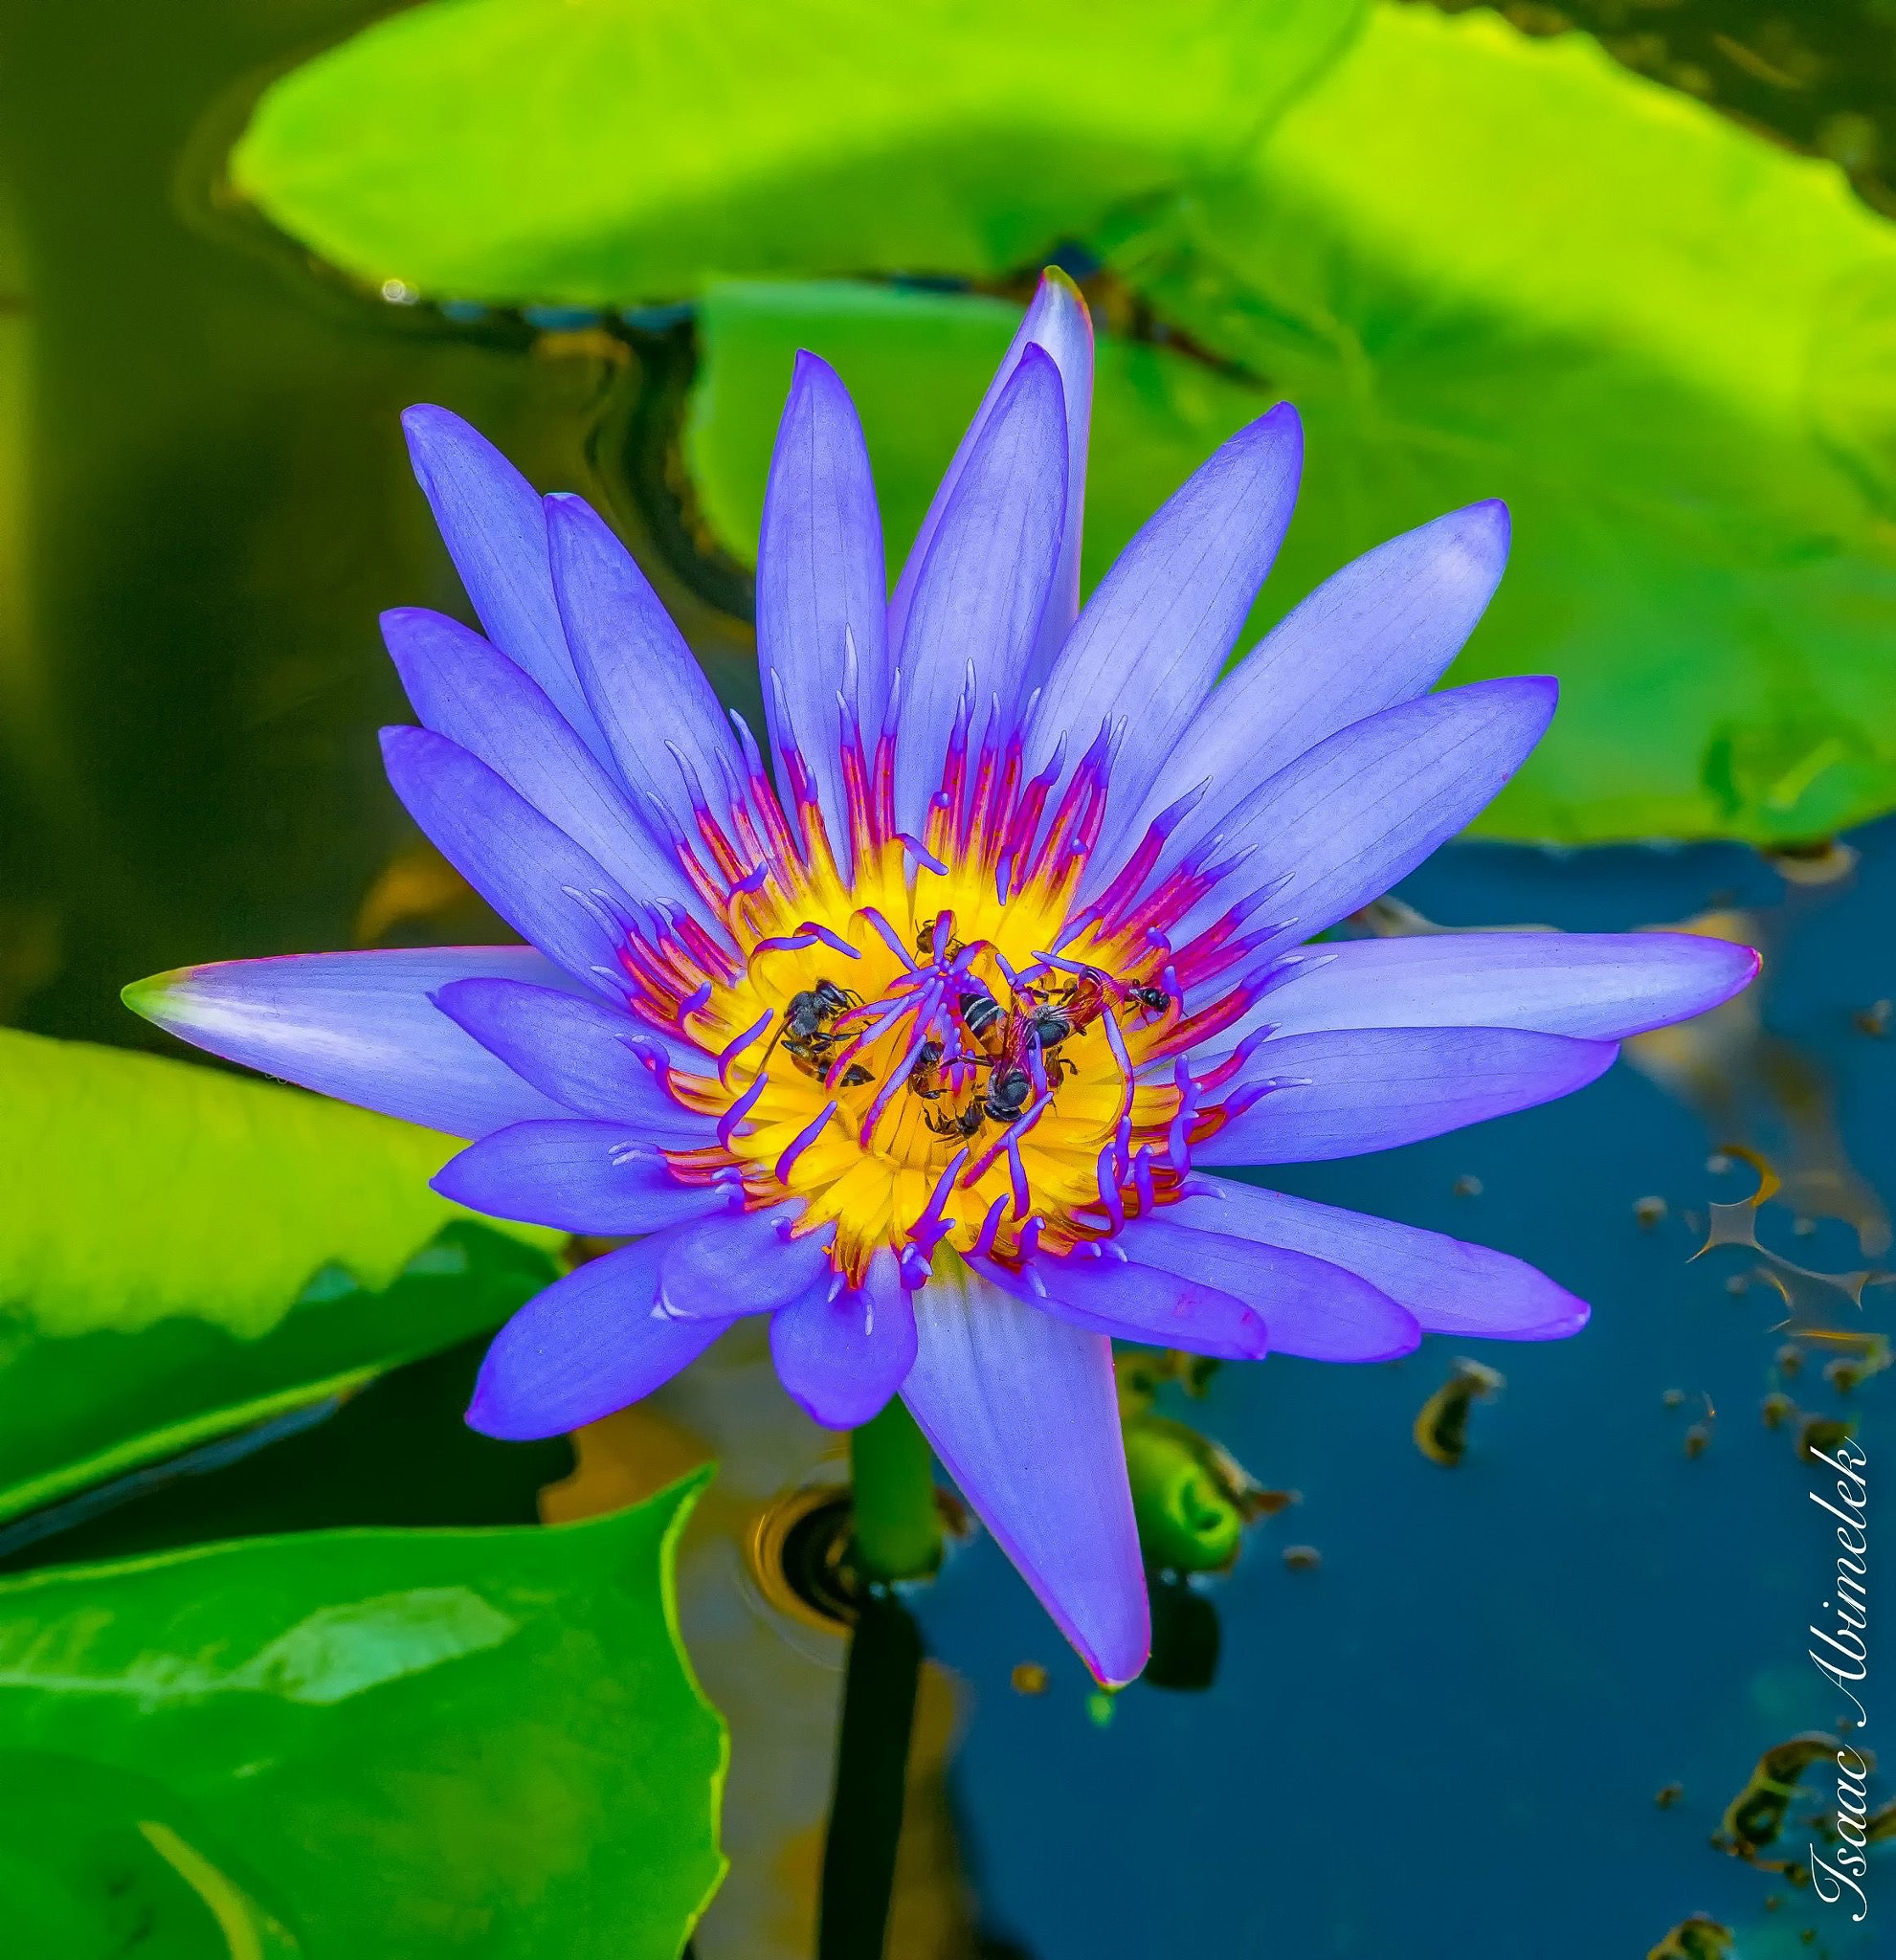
[0,1473,726,1957]
[228,0,1366,305]
[0,1028,559,1524]
[1098,3,1896,843]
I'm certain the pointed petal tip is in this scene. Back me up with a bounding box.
[1427,498,1511,590]
[1032,265,1094,328]
[541,487,621,566]
[399,401,479,456]
[120,967,190,1024]
[1014,338,1065,388]
[1492,1290,1591,1342]
[426,1151,484,1212]
[1470,496,1510,543]
[1646,931,1763,1016]
[1083,1611,1152,1689]
[1476,671,1558,727]
[463,1379,557,1444]
[783,347,861,423]
[780,1378,896,1433]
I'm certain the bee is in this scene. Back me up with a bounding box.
[915,914,967,964]
[925,1061,1033,1139]
[1014,971,1107,1081]
[1018,1001,1082,1086]
[956,986,1009,1058]
[1123,982,1171,1020]
[1037,969,1109,1036]
[761,979,863,1080]
[837,1062,875,1088]
[903,1039,948,1102]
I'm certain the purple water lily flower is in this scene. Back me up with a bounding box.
[127,272,1757,1685]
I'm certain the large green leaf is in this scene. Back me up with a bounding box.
[0,1474,726,1957]
[228,0,1366,306]
[1098,3,1896,843]
[0,1028,558,1523]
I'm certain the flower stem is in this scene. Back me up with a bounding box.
[848,1399,941,1583]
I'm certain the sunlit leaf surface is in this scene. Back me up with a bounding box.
[1101,3,1896,842]
[229,0,1365,304]
[0,1474,726,1958]
[0,1028,558,1522]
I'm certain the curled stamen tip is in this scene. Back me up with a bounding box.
[895,831,949,876]
[796,919,861,959]
[716,1070,769,1147]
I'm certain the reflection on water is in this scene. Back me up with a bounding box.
[545,1323,996,1960]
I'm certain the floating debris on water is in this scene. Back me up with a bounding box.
[1636,1195,1669,1228]
[1451,1173,1483,1198]
[1011,1662,1049,1696]
[1085,1690,1117,1728]
[1853,997,1891,1036]
[1645,1914,1732,1960]
[1684,1422,1711,1459]
[1809,1329,1892,1393]
[1799,1414,1859,1462]
[1690,1145,1879,1327]
[1714,1732,1844,1866]
[1662,1388,1687,1409]
[1761,1392,1796,1430]
[1629,918,1892,1261]
[1777,1343,1806,1377]
[1764,839,1858,886]
[1414,1358,1506,1466]
[1655,1782,1684,1810]
[1282,1545,1321,1572]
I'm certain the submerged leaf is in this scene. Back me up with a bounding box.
[0,1029,558,1523]
[229,0,1366,304]
[0,1474,726,1958]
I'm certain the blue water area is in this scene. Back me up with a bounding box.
[921,819,1893,1959]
